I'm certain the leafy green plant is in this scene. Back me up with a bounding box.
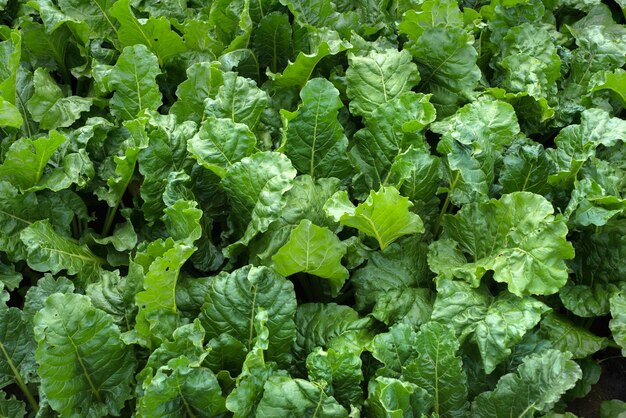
[0,0,625,416]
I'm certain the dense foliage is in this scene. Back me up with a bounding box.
[0,0,625,416]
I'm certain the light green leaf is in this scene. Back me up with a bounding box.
[109,0,186,64]
[138,357,226,418]
[199,265,297,367]
[55,0,117,38]
[369,323,419,376]
[205,72,268,129]
[23,274,75,322]
[324,186,424,250]
[472,349,582,417]
[284,78,350,179]
[349,92,436,196]
[222,152,296,252]
[430,192,574,296]
[398,0,463,39]
[432,279,549,373]
[610,292,626,355]
[539,313,608,359]
[34,293,136,418]
[26,68,91,130]
[256,376,348,417]
[20,220,104,284]
[346,48,420,118]
[403,322,469,417]
[188,117,257,178]
[162,200,203,244]
[590,69,626,107]
[134,239,195,348]
[143,320,207,372]
[108,45,162,120]
[365,376,432,418]
[0,132,65,191]
[272,219,348,296]
[0,98,23,128]
[169,62,224,124]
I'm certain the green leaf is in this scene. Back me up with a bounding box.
[430,192,574,296]
[188,117,257,178]
[499,137,555,194]
[20,219,104,284]
[324,186,424,250]
[283,78,350,179]
[0,308,37,390]
[346,48,420,118]
[539,314,608,359]
[0,393,25,418]
[272,219,348,296]
[369,323,419,376]
[252,12,292,73]
[431,279,549,373]
[109,0,186,64]
[85,270,136,331]
[610,292,626,355]
[54,0,117,38]
[372,288,432,327]
[205,71,268,129]
[256,376,349,417]
[403,322,469,417]
[349,92,436,195]
[472,349,582,417]
[398,0,463,39]
[26,68,91,130]
[293,303,373,370]
[406,27,480,115]
[23,274,75,322]
[548,109,626,186]
[365,376,432,418]
[107,45,162,120]
[169,62,224,124]
[221,152,296,252]
[307,346,363,408]
[0,132,65,191]
[34,293,136,418]
[351,238,431,312]
[590,69,626,107]
[601,400,626,418]
[138,357,226,418]
[134,239,195,347]
[199,265,297,367]
[269,29,351,88]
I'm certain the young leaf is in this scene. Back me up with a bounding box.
[272,219,348,295]
[610,292,626,355]
[34,293,136,418]
[325,186,424,250]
